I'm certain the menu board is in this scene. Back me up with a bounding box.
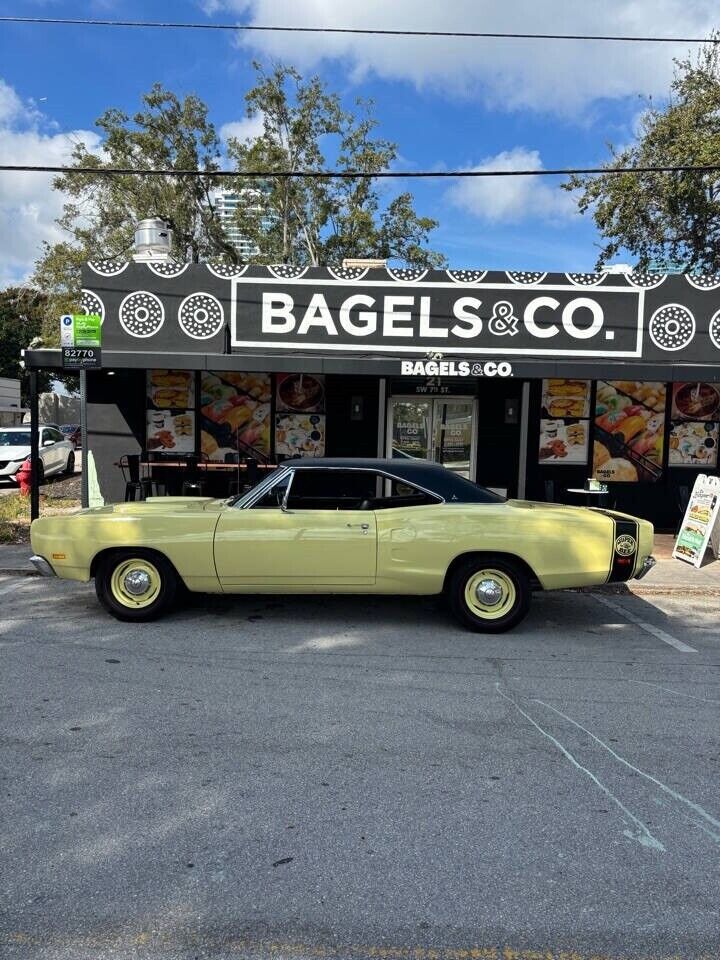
[200,372,271,461]
[539,379,590,465]
[146,370,196,454]
[669,382,720,469]
[673,474,720,567]
[275,413,326,459]
[593,381,666,483]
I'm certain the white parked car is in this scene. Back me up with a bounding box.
[0,425,75,484]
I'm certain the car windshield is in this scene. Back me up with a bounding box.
[0,431,31,446]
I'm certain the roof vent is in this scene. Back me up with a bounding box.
[132,218,173,262]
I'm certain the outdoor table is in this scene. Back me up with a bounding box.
[566,487,611,508]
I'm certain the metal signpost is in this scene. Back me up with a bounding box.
[61,314,102,508]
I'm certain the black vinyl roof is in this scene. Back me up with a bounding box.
[279,457,505,503]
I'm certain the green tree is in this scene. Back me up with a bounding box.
[33,84,237,339]
[566,41,720,271]
[0,288,54,402]
[226,63,445,267]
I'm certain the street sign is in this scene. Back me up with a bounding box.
[62,346,102,369]
[60,313,102,369]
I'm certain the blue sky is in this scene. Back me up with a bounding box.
[0,0,716,285]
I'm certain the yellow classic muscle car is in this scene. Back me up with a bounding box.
[29,458,655,632]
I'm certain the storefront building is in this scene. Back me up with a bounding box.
[26,262,720,528]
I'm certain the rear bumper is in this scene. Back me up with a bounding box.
[635,556,656,580]
[29,555,56,577]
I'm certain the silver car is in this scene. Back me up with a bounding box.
[0,426,75,484]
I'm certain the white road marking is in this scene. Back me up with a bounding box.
[535,700,720,844]
[495,683,665,852]
[591,594,697,652]
[627,678,720,705]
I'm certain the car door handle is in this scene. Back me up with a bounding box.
[346,522,370,531]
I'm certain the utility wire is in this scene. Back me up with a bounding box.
[0,16,717,44]
[1,164,719,179]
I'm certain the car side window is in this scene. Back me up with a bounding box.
[285,470,440,511]
[50,429,64,442]
[41,429,53,445]
[251,473,290,509]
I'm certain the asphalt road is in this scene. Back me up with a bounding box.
[1,577,719,960]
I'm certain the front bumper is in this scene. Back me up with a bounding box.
[29,555,56,577]
[634,556,656,580]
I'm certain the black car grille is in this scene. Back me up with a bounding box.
[0,461,8,470]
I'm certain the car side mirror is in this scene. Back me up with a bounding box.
[42,439,54,447]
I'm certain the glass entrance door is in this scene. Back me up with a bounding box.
[388,397,478,480]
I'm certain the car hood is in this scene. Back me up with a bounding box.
[78,496,228,518]
[0,445,31,459]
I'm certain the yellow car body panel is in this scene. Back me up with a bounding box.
[30,495,654,595]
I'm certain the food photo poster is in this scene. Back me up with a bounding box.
[146,370,196,453]
[669,383,720,469]
[538,379,590,465]
[593,381,666,483]
[200,372,271,461]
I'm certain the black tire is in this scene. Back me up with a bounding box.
[95,549,178,622]
[65,452,75,475]
[447,556,530,633]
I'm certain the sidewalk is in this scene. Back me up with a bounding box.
[1,536,718,594]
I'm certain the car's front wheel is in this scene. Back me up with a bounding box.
[448,556,530,633]
[95,550,178,622]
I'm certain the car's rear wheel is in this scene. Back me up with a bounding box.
[448,557,530,633]
[65,452,75,475]
[95,550,177,622]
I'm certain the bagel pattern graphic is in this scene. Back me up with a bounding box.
[446,269,487,283]
[119,291,165,339]
[146,261,189,278]
[648,303,696,352]
[686,273,720,291]
[565,272,607,286]
[206,260,249,280]
[178,292,225,340]
[87,259,128,277]
[709,308,720,350]
[387,267,428,283]
[327,265,369,281]
[268,264,308,280]
[80,289,105,323]
[506,270,547,284]
[626,271,666,289]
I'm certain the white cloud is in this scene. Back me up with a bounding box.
[446,147,577,224]
[219,113,265,143]
[0,80,101,288]
[204,0,717,114]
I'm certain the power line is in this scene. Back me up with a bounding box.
[0,16,717,44]
[1,163,719,179]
